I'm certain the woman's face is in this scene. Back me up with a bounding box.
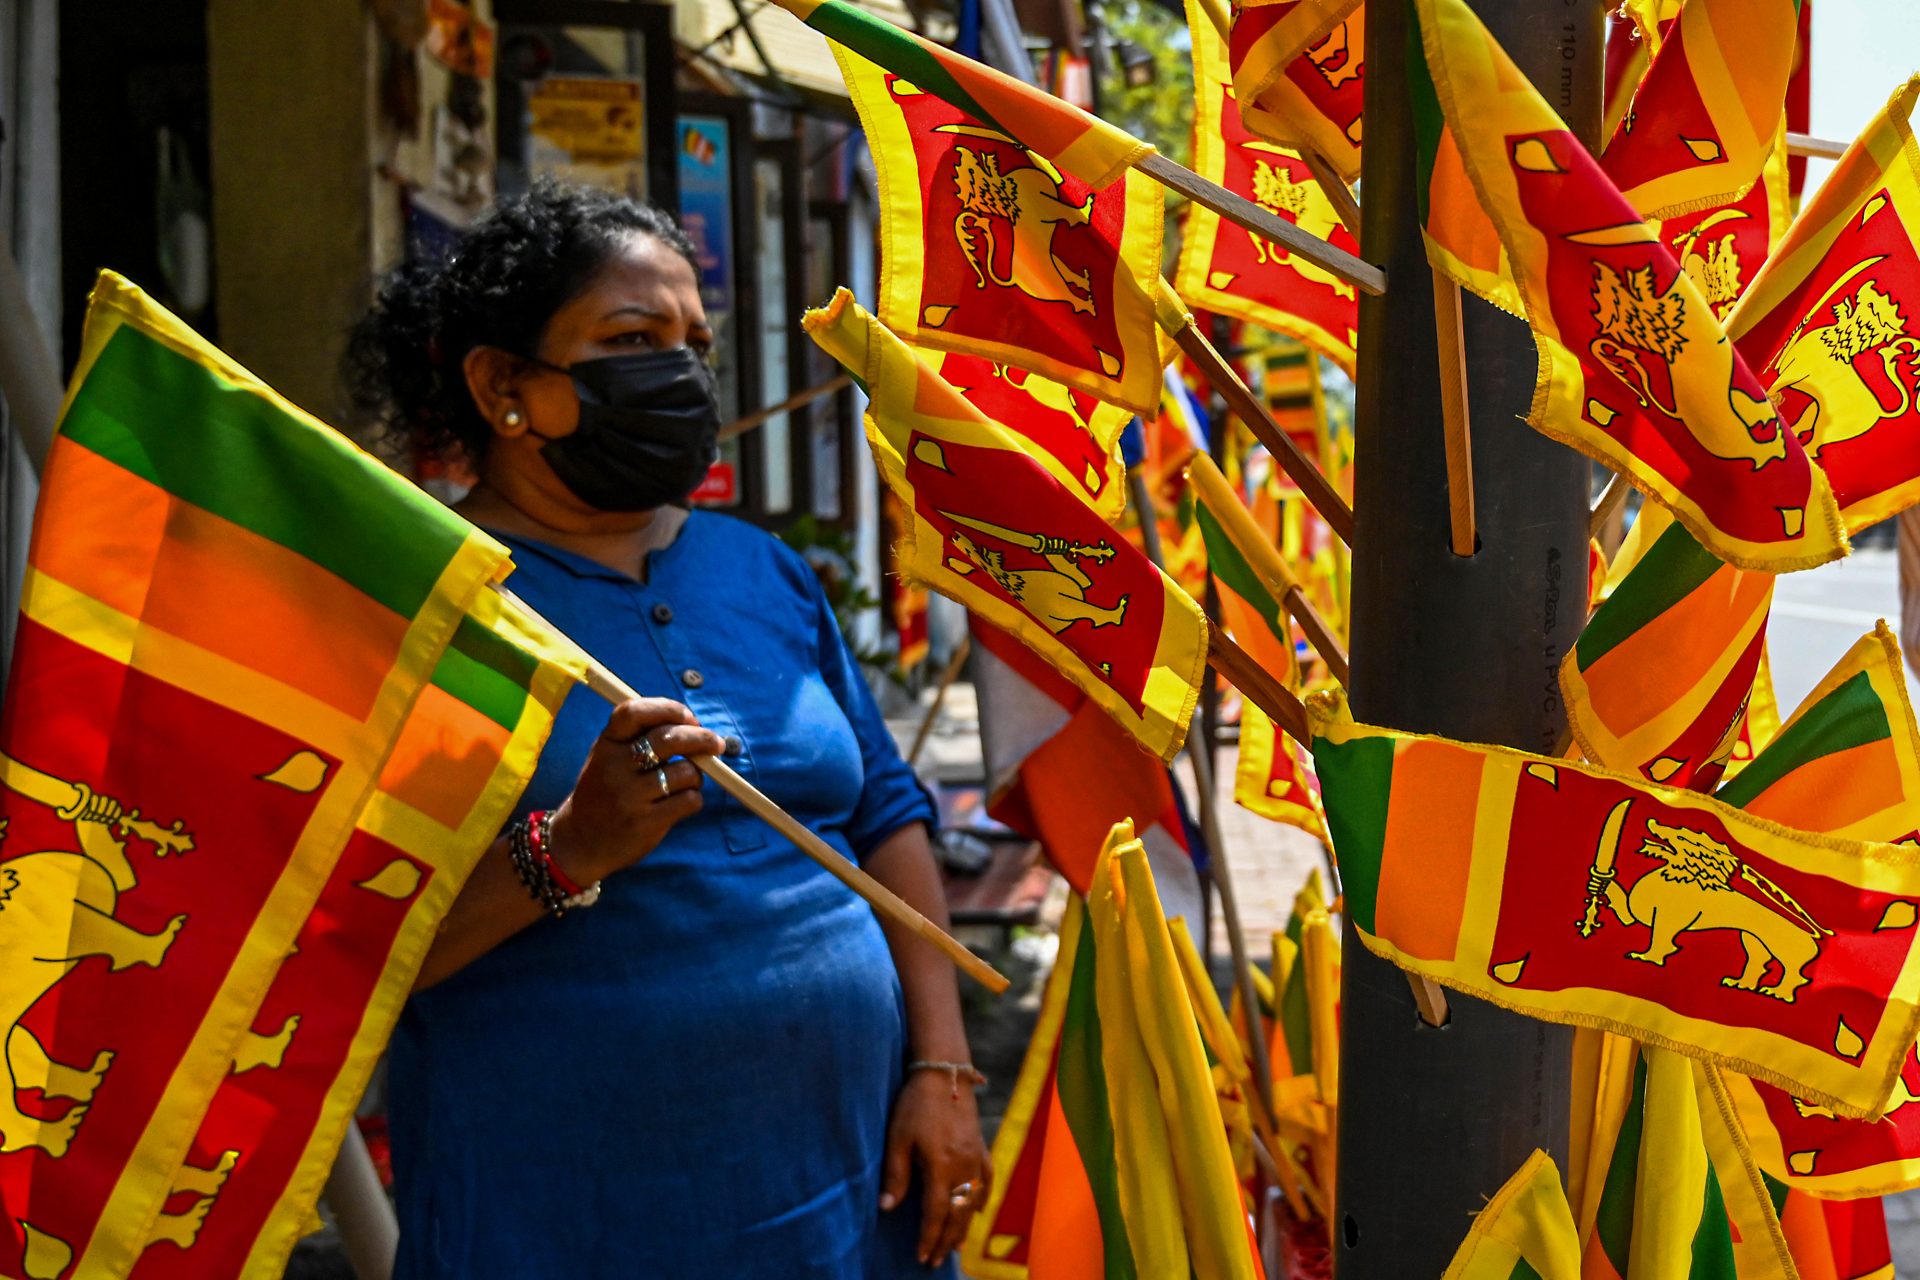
[467,231,715,523]
[518,233,714,439]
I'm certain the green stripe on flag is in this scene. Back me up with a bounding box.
[1308,734,1394,934]
[1194,502,1289,644]
[1714,671,1891,808]
[1690,1164,1738,1280]
[1575,523,1723,669]
[430,615,537,730]
[1057,920,1137,1279]
[806,1,1010,138]
[61,325,474,619]
[1407,9,1446,227]
[1512,1262,1546,1280]
[1594,1057,1648,1277]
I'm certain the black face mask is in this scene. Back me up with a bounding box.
[530,347,721,512]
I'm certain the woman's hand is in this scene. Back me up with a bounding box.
[879,1069,992,1269]
[548,698,724,883]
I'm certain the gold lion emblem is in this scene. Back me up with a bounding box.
[1772,264,1920,459]
[1581,800,1830,1003]
[951,144,1098,315]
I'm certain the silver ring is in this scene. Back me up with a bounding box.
[631,735,661,770]
[948,1182,974,1206]
[655,767,671,798]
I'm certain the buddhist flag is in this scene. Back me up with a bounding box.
[1579,1046,1796,1280]
[806,290,1207,762]
[1309,689,1920,1118]
[1178,0,1359,373]
[1440,1150,1581,1280]
[1729,77,1920,534]
[1599,0,1800,220]
[1261,343,1338,488]
[834,48,1167,417]
[768,0,1149,189]
[1711,626,1920,1197]
[1560,516,1774,791]
[1229,0,1365,182]
[1410,0,1846,572]
[962,823,1260,1280]
[0,273,579,1279]
[150,589,581,1279]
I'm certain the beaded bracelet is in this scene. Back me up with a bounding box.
[906,1059,988,1100]
[508,810,601,917]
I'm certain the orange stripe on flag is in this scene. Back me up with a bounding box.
[1739,739,1904,837]
[376,682,514,828]
[1026,1080,1107,1277]
[1578,566,1768,734]
[1376,738,1480,962]
[33,436,409,721]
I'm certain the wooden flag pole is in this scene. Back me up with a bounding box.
[717,373,851,443]
[1786,132,1847,160]
[1588,472,1628,539]
[1432,270,1477,557]
[1205,627,1311,743]
[1299,144,1364,242]
[1155,283,1356,546]
[1286,584,1350,687]
[492,586,1010,994]
[1140,153,1387,296]
[906,633,972,767]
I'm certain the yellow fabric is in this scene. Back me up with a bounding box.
[1441,1149,1583,1280]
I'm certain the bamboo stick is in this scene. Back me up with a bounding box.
[717,373,852,443]
[906,634,971,767]
[1155,284,1356,546]
[1588,472,1628,539]
[1786,132,1846,160]
[1432,270,1477,558]
[1299,145,1363,242]
[1140,153,1387,296]
[492,585,1010,994]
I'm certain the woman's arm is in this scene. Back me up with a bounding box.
[414,698,722,991]
[865,821,993,1270]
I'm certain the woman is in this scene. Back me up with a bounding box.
[348,183,990,1278]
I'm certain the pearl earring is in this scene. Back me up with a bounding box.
[504,408,524,428]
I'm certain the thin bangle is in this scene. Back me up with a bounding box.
[906,1059,987,1100]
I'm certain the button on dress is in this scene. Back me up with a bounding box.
[387,512,946,1278]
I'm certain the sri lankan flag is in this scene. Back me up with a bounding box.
[1410,0,1846,572]
[883,492,932,671]
[1774,1190,1897,1280]
[834,47,1167,418]
[1177,0,1359,373]
[961,822,1260,1280]
[805,289,1207,762]
[1659,131,1793,325]
[1712,626,1920,1198]
[1561,516,1774,791]
[1729,77,1920,534]
[0,273,579,1278]
[1228,0,1365,182]
[769,0,1148,189]
[1440,1150,1581,1280]
[1599,0,1800,220]
[146,589,580,1278]
[1579,1045,1796,1280]
[937,353,1131,522]
[1309,689,1920,1119]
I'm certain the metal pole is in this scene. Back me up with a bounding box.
[1335,2,1601,1275]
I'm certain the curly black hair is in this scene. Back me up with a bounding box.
[345,180,698,465]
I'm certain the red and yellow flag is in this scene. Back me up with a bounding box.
[1310,689,1920,1119]
[1229,0,1365,182]
[0,274,581,1279]
[834,48,1167,417]
[1599,0,1800,220]
[806,290,1207,762]
[1410,0,1846,571]
[883,491,932,671]
[1178,0,1359,372]
[1730,77,1920,534]
[937,353,1131,522]
[768,0,1150,189]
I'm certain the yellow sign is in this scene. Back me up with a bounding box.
[528,76,644,161]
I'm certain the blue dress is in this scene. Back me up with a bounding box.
[387,512,947,1278]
